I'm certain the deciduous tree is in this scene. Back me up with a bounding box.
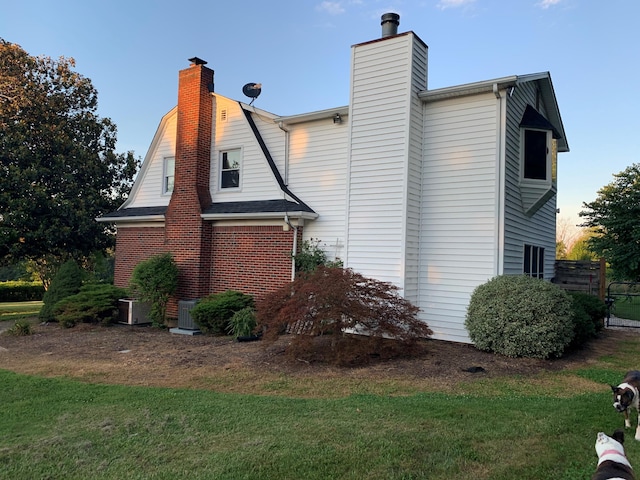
[580,163,640,280]
[0,39,138,277]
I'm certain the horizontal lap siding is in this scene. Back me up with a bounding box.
[287,120,348,261]
[211,98,283,202]
[346,35,415,287]
[503,82,557,277]
[419,94,499,343]
[128,111,177,207]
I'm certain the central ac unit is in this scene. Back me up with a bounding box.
[118,299,152,325]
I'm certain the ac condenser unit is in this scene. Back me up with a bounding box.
[118,299,152,325]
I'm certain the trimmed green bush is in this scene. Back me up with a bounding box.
[0,281,45,302]
[53,284,129,328]
[191,290,254,335]
[465,275,574,359]
[39,259,83,322]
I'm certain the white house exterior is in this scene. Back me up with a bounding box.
[99,14,568,343]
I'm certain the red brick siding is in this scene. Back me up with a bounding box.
[210,225,302,299]
[113,227,166,288]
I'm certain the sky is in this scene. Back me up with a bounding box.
[2,0,639,234]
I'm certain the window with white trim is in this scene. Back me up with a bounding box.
[220,149,241,189]
[524,244,544,279]
[163,157,175,194]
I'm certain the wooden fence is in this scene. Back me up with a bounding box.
[552,258,606,299]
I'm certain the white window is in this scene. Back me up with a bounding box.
[220,149,241,189]
[163,157,175,194]
[524,244,544,279]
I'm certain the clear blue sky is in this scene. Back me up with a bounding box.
[2,0,639,231]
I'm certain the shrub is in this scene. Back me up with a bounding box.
[465,275,574,359]
[191,290,254,335]
[566,291,607,349]
[256,266,432,365]
[0,281,45,302]
[7,320,32,336]
[53,284,129,328]
[227,307,258,339]
[295,238,343,273]
[129,253,178,327]
[39,259,83,322]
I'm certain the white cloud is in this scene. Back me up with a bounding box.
[537,0,562,8]
[436,0,475,10]
[316,1,346,15]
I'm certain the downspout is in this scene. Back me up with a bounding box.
[285,213,297,281]
[278,121,290,185]
[279,121,295,278]
[493,83,505,276]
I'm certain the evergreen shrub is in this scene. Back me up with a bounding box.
[53,284,129,328]
[191,290,254,335]
[39,259,83,322]
[129,253,178,327]
[465,275,574,359]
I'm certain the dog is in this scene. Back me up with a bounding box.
[612,370,640,440]
[592,429,635,480]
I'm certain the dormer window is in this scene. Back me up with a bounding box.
[517,105,560,216]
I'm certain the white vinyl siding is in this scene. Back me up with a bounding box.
[125,109,177,208]
[287,119,349,262]
[345,33,418,288]
[211,97,283,201]
[418,93,499,343]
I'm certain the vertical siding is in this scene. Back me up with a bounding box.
[418,93,499,343]
[503,81,557,278]
[346,34,417,288]
[126,109,177,208]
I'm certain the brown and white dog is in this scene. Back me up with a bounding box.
[592,429,635,480]
[612,370,640,441]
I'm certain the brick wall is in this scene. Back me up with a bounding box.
[165,60,214,301]
[210,225,302,299]
[113,227,166,288]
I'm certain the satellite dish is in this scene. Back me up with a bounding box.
[242,83,261,105]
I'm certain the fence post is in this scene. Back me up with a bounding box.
[599,257,606,300]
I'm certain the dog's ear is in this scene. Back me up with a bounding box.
[612,384,618,393]
[613,429,625,445]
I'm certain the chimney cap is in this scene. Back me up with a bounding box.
[188,57,207,66]
[380,12,400,37]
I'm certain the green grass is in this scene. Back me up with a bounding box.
[0,301,42,322]
[0,370,627,480]
[610,294,640,320]
[1,301,640,479]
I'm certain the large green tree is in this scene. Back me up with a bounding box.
[0,39,138,278]
[580,163,640,280]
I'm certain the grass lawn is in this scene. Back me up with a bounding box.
[1,303,640,479]
[0,301,43,322]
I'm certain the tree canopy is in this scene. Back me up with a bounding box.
[0,39,138,270]
[580,163,640,280]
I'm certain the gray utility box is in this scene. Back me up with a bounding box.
[177,300,198,329]
[118,299,152,325]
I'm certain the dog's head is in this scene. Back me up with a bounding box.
[612,383,637,412]
[596,430,626,459]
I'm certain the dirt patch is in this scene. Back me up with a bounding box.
[0,322,636,394]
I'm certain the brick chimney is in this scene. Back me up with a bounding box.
[165,57,214,301]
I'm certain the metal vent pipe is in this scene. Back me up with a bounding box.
[381,13,400,37]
